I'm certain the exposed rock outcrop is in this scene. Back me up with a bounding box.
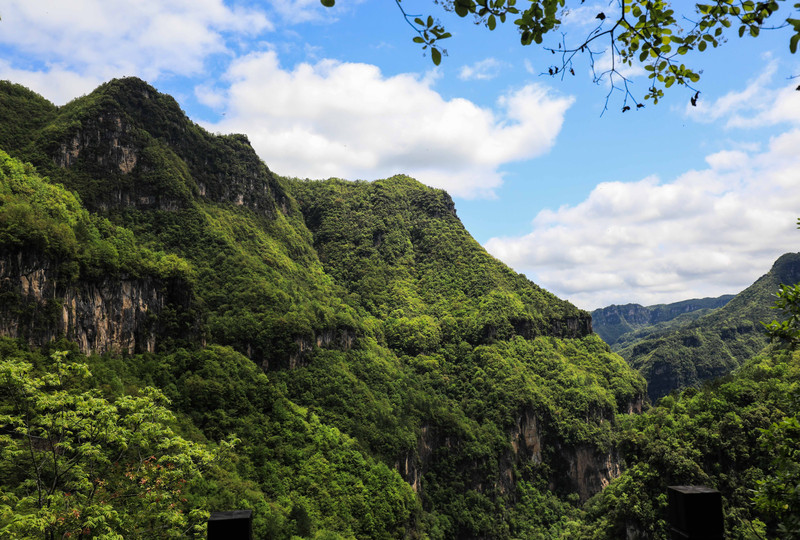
[278,327,358,370]
[510,408,543,465]
[398,403,631,505]
[0,250,187,354]
[560,445,621,501]
[55,114,138,174]
[510,407,623,502]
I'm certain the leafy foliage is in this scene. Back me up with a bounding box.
[338,1,800,109]
[0,348,227,538]
[579,347,800,538]
[0,148,192,282]
[764,283,800,347]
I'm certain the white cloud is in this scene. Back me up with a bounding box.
[561,2,621,29]
[266,0,365,24]
[0,0,272,104]
[0,60,104,105]
[524,59,536,75]
[684,58,800,128]
[485,129,800,309]
[459,58,505,81]
[201,51,574,198]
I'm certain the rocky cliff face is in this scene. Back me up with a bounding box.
[509,407,624,502]
[0,251,187,354]
[559,445,621,501]
[398,401,635,505]
[279,328,358,370]
[63,79,289,217]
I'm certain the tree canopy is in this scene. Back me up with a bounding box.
[323,1,800,109]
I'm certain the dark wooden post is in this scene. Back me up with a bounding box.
[667,485,724,540]
[208,510,253,540]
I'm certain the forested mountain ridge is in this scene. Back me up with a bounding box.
[0,77,648,538]
[289,176,591,345]
[610,253,800,400]
[592,294,735,347]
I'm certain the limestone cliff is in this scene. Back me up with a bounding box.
[0,250,189,354]
[399,398,642,505]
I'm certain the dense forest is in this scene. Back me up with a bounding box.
[0,78,798,539]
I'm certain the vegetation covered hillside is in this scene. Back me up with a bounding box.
[0,78,648,538]
[577,345,800,539]
[606,254,800,400]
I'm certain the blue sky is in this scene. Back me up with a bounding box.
[2,1,800,309]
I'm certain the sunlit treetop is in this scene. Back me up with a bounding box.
[322,1,800,111]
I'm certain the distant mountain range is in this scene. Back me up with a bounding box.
[593,253,800,399]
[592,295,736,347]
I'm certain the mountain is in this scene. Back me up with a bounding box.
[592,295,735,348]
[2,77,798,539]
[610,253,800,400]
[0,78,646,538]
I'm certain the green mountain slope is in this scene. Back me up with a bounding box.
[0,78,647,538]
[615,253,800,400]
[290,176,591,343]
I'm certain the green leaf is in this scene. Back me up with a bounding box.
[431,47,442,65]
[488,14,496,30]
[791,33,800,54]
[320,0,335,6]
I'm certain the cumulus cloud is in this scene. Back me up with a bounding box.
[459,58,505,81]
[0,60,104,106]
[0,0,272,104]
[684,57,800,129]
[201,50,574,198]
[485,130,800,309]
